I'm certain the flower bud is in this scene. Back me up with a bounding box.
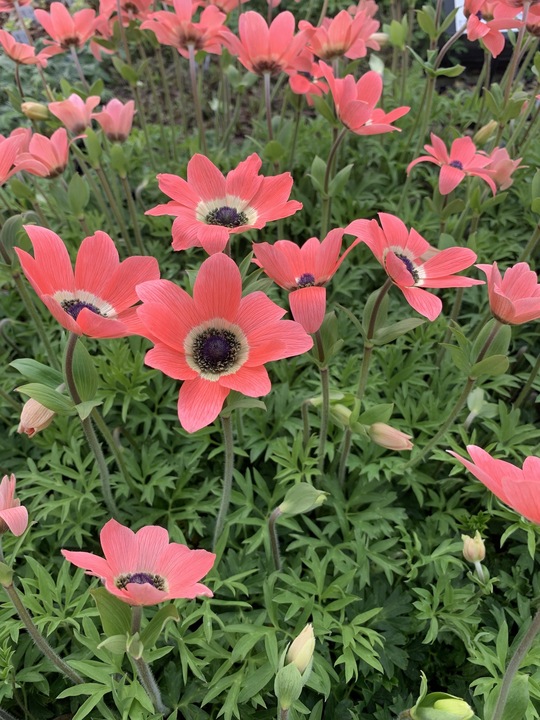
[462,531,485,564]
[18,398,56,437]
[0,561,14,588]
[286,624,315,674]
[432,699,475,718]
[21,102,49,121]
[274,663,303,711]
[473,120,498,146]
[371,31,390,46]
[279,485,327,516]
[368,423,413,451]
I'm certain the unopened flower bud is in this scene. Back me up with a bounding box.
[0,561,14,588]
[286,624,315,674]
[274,663,303,711]
[462,531,485,564]
[368,423,413,451]
[21,102,49,121]
[473,120,498,146]
[431,699,474,719]
[371,31,389,46]
[279,485,327,516]
[18,398,56,437]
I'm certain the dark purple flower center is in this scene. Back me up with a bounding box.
[297,273,316,288]
[193,328,241,374]
[115,572,167,591]
[394,253,419,283]
[61,299,102,320]
[206,206,248,228]
[449,160,464,169]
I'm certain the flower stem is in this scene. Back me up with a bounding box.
[518,222,540,263]
[264,72,273,142]
[213,412,234,551]
[70,46,90,92]
[321,126,348,237]
[94,165,132,254]
[90,408,140,497]
[120,175,145,254]
[302,399,311,451]
[130,606,168,715]
[502,2,531,109]
[64,333,120,519]
[268,507,282,572]
[514,354,540,409]
[317,366,330,474]
[188,44,207,155]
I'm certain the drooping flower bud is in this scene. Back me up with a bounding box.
[21,102,49,121]
[368,422,413,451]
[279,485,327,516]
[18,398,56,437]
[462,531,485,564]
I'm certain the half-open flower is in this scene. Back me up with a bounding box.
[18,398,56,437]
[0,29,53,67]
[15,226,160,338]
[34,2,97,51]
[49,94,101,135]
[92,98,135,142]
[484,147,522,190]
[0,474,28,537]
[299,8,379,61]
[476,261,540,324]
[62,518,216,606]
[13,128,69,179]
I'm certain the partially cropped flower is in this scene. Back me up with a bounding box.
[476,262,540,325]
[203,0,249,11]
[13,128,69,178]
[299,8,379,61]
[49,94,100,135]
[136,253,313,432]
[287,48,328,100]
[0,475,28,537]
[0,29,53,67]
[146,153,302,255]
[15,226,160,338]
[464,0,521,57]
[407,133,496,195]
[346,213,483,320]
[92,98,135,142]
[320,62,409,135]
[286,624,315,674]
[0,0,31,11]
[0,133,26,186]
[62,518,216,606]
[462,531,485,563]
[99,0,154,25]
[484,147,522,190]
[18,398,56,437]
[368,422,413,451]
[448,446,540,525]
[21,102,50,121]
[252,229,359,333]
[34,2,97,51]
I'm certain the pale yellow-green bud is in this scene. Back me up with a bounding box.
[462,531,485,564]
[432,698,474,718]
[0,561,14,588]
[473,120,498,146]
[21,102,49,121]
[286,624,315,674]
[274,664,303,711]
[279,485,327,516]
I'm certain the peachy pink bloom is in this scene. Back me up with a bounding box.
[92,98,135,142]
[465,0,520,57]
[13,128,69,178]
[0,29,53,67]
[49,94,101,135]
[0,0,30,11]
[15,226,160,338]
[319,62,409,135]
[0,474,28,537]
[136,253,313,432]
[34,2,97,51]
[476,262,540,325]
[346,212,483,320]
[201,0,250,12]
[287,47,328,101]
[62,519,215,606]
[252,229,359,333]
[0,133,27,185]
[299,8,380,61]
[146,153,302,255]
[99,0,154,25]
[448,446,540,525]
[485,147,522,190]
[407,133,497,195]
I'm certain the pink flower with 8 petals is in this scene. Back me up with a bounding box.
[319,62,409,135]
[0,29,52,67]
[146,153,302,255]
[346,213,483,320]
[13,128,69,179]
[407,133,497,195]
[299,8,380,61]
[136,253,313,433]
[476,262,540,325]
[34,2,97,51]
[0,474,28,537]
[252,229,359,333]
[448,446,540,525]
[49,94,101,135]
[62,519,215,606]
[92,98,135,142]
[15,226,160,338]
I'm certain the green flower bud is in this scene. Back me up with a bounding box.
[0,561,13,588]
[279,484,328,516]
[274,663,303,711]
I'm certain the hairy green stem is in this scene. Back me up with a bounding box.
[188,44,207,154]
[70,47,90,91]
[94,166,132,253]
[302,399,311,451]
[514,354,540,409]
[130,606,168,715]
[264,72,274,142]
[268,507,282,572]
[90,409,139,496]
[120,175,145,254]
[321,126,348,237]
[317,366,330,474]
[213,413,234,550]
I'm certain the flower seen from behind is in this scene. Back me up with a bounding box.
[13,128,69,178]
[49,93,101,135]
[0,29,54,66]
[62,518,216,605]
[136,253,313,432]
[0,474,28,537]
[92,98,135,142]
[485,147,522,190]
[476,261,540,324]
[146,153,302,255]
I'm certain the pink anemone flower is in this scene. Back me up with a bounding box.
[136,253,313,433]
[319,62,409,135]
[407,133,497,195]
[287,47,328,101]
[146,153,302,255]
[15,226,160,338]
[62,518,215,606]
[476,262,540,325]
[0,133,27,186]
[484,147,522,190]
[202,0,250,12]
[346,212,483,321]
[252,229,360,333]
[464,0,521,57]
[92,98,135,142]
[448,446,540,525]
[99,0,154,26]
[48,94,101,135]
[34,2,97,51]
[299,8,380,61]
[0,474,28,537]
[13,128,69,179]
[0,29,52,67]
[0,0,31,11]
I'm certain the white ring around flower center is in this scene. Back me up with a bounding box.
[184,318,249,381]
[195,196,258,226]
[383,246,427,285]
[52,290,117,317]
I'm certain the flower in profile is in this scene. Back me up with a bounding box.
[15,226,160,338]
[476,262,540,325]
[202,0,249,12]
[448,446,540,525]
[146,153,302,255]
[49,94,101,135]
[13,128,69,179]
[18,398,56,437]
[99,0,154,26]
[287,48,328,101]
[368,422,413,451]
[252,229,359,333]
[319,62,409,134]
[0,0,31,11]
[92,98,135,142]
[34,2,97,51]
[299,8,380,61]
[407,133,497,195]
[62,518,215,606]
[0,475,28,537]
[136,253,313,432]
[346,212,483,320]
[0,29,53,67]
[286,624,315,673]
[0,132,27,186]
[485,147,522,190]
[464,0,521,57]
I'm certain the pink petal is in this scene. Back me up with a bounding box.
[99,518,139,576]
[218,363,271,395]
[0,506,28,536]
[197,224,231,255]
[74,231,119,296]
[439,165,465,195]
[289,286,326,333]
[134,525,171,571]
[18,226,74,296]
[186,154,226,202]
[156,545,215,593]
[177,377,230,433]
[235,291,286,335]
[400,286,442,320]
[61,549,112,579]
[192,254,241,321]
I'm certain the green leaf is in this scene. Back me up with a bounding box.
[362,287,390,337]
[9,178,35,201]
[140,604,179,649]
[309,155,327,193]
[83,128,103,167]
[357,403,394,425]
[97,634,128,655]
[263,140,286,163]
[112,56,139,85]
[416,8,437,39]
[499,674,529,720]
[75,399,103,420]
[90,587,131,637]
[110,144,127,178]
[0,215,24,263]
[434,64,465,78]
[70,339,99,402]
[16,383,74,413]
[68,174,90,218]
[373,318,425,345]
[469,354,509,379]
[10,359,63,387]
[311,95,337,125]
[472,320,511,361]
[328,163,353,197]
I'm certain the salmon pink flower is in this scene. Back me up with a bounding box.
[485,147,522,190]
[13,128,69,179]
[92,98,135,142]
[448,446,540,525]
[0,475,28,537]
[62,518,215,606]
[18,398,56,438]
[407,133,497,195]
[288,48,328,100]
[252,229,359,333]
[99,0,154,25]
[299,8,380,61]
[476,262,540,325]
[464,0,520,57]
[203,0,249,12]
[136,253,313,433]
[34,2,97,51]
[368,423,413,451]
[0,30,52,67]
[319,62,409,134]
[146,153,302,255]
[0,133,26,186]
[346,213,483,320]
[0,0,31,11]
[15,226,160,338]
[48,94,101,135]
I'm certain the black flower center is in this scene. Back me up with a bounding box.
[394,253,419,283]
[61,37,81,48]
[61,299,102,320]
[193,328,241,374]
[206,206,248,229]
[115,572,167,591]
[297,273,316,288]
[449,160,464,169]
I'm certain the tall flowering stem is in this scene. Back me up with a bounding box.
[188,44,208,154]
[264,72,274,142]
[502,2,531,109]
[130,606,168,714]
[315,331,330,474]
[69,46,90,91]
[269,507,283,572]
[12,0,54,101]
[213,412,234,551]
[321,127,347,237]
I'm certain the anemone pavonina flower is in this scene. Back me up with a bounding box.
[448,446,540,525]
[476,262,540,324]
[485,147,522,190]
[49,94,101,135]
[464,0,521,57]
[252,229,359,333]
[13,128,69,179]
[136,253,313,432]
[0,475,28,537]
[0,133,26,186]
[407,133,497,195]
[15,226,160,338]
[299,8,380,61]
[62,519,215,606]
[146,153,303,255]
[0,29,53,67]
[346,212,483,320]
[92,98,135,142]
[34,2,97,51]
